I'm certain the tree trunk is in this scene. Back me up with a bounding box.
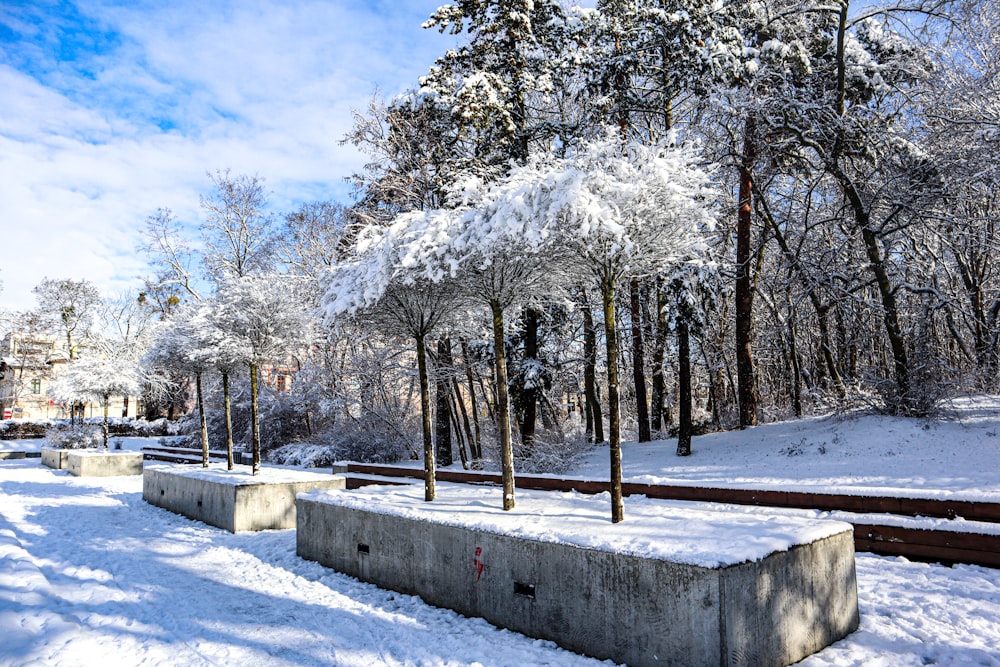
[650,285,668,435]
[833,165,911,407]
[677,319,692,456]
[491,301,515,511]
[601,277,624,523]
[415,334,436,502]
[461,341,483,461]
[452,377,475,469]
[788,311,803,418]
[435,339,453,467]
[447,387,470,471]
[582,299,604,443]
[223,371,234,470]
[102,394,110,450]
[736,118,759,428]
[197,372,209,468]
[630,280,651,442]
[250,363,261,475]
[520,308,539,457]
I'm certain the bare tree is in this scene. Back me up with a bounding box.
[141,208,202,303]
[31,278,101,360]
[200,170,275,283]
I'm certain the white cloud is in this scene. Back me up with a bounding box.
[0,0,452,314]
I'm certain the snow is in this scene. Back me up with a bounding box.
[2,399,1000,665]
[0,461,601,667]
[145,462,335,486]
[572,395,1000,503]
[303,484,851,568]
[0,436,155,455]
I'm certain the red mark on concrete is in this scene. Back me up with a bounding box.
[474,546,485,582]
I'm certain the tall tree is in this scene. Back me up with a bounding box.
[32,278,101,360]
[141,207,202,303]
[211,275,312,475]
[424,134,717,521]
[200,170,275,283]
[423,0,576,448]
[322,212,469,501]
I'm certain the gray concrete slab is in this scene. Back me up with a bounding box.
[41,448,68,469]
[297,495,859,667]
[66,451,144,477]
[0,451,26,460]
[143,465,347,533]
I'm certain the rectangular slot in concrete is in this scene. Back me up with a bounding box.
[513,582,535,599]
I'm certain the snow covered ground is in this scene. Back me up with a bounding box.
[0,436,154,455]
[573,394,1000,502]
[1,397,1000,665]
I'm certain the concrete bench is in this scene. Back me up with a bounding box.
[41,448,69,469]
[143,464,347,533]
[297,486,859,667]
[66,450,144,477]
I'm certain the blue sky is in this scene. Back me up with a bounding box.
[0,0,452,312]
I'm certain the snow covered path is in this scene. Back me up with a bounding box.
[1,460,999,666]
[0,461,604,667]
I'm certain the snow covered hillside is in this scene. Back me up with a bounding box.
[572,395,1000,502]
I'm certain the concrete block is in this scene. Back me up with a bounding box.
[143,464,347,533]
[0,451,26,460]
[66,450,144,477]
[297,492,859,667]
[41,448,69,469]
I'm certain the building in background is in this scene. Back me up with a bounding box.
[0,332,136,420]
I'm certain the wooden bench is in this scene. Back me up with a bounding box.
[141,446,233,464]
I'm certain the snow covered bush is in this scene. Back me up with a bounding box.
[0,419,52,439]
[267,421,415,468]
[78,416,170,437]
[44,422,103,450]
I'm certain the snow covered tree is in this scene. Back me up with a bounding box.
[322,210,472,501]
[922,0,1000,390]
[540,134,717,520]
[143,304,220,465]
[210,275,313,475]
[662,258,722,455]
[278,201,353,283]
[200,170,276,284]
[49,340,142,449]
[141,207,202,304]
[422,0,574,169]
[394,132,718,520]
[32,278,101,360]
[422,0,581,449]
